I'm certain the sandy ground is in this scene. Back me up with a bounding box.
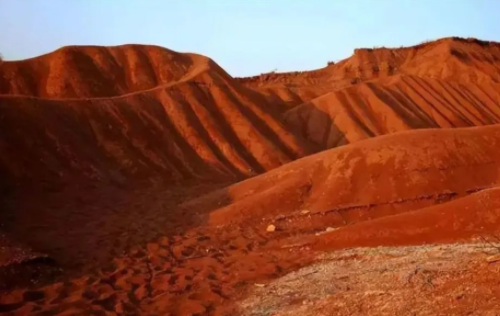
[0,212,315,315]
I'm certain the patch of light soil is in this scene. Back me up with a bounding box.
[239,243,500,316]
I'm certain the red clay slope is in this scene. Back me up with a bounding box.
[238,37,500,110]
[0,232,47,268]
[187,125,500,230]
[0,45,315,192]
[285,75,500,148]
[0,231,55,290]
[0,45,214,98]
[314,186,500,250]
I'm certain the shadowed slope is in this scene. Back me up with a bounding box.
[0,44,319,286]
[0,232,48,268]
[0,82,314,193]
[0,44,316,193]
[284,75,500,148]
[0,231,56,290]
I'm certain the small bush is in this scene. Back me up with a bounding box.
[327,61,335,66]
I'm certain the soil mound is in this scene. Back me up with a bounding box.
[285,75,500,148]
[238,37,500,109]
[188,125,500,229]
[314,187,500,250]
[0,49,314,193]
[0,45,216,98]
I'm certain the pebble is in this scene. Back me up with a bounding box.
[486,254,500,263]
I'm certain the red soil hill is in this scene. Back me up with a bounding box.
[314,186,500,250]
[1,45,214,98]
[285,75,500,148]
[0,45,315,193]
[2,37,500,316]
[187,125,500,231]
[237,37,500,111]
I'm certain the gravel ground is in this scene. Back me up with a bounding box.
[239,242,500,316]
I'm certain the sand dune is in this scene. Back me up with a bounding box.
[285,75,500,148]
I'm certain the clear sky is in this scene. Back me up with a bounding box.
[1,0,499,77]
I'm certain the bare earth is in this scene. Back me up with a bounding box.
[2,37,500,315]
[240,242,500,316]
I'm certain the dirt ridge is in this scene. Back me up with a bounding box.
[284,75,500,148]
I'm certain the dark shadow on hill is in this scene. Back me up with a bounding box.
[0,177,233,280]
[0,231,60,290]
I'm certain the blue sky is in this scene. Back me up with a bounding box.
[1,0,499,76]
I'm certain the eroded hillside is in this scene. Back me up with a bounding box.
[0,46,314,194]
[284,75,500,148]
[3,37,500,316]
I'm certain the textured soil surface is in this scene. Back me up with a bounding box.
[3,37,500,315]
[240,243,500,316]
